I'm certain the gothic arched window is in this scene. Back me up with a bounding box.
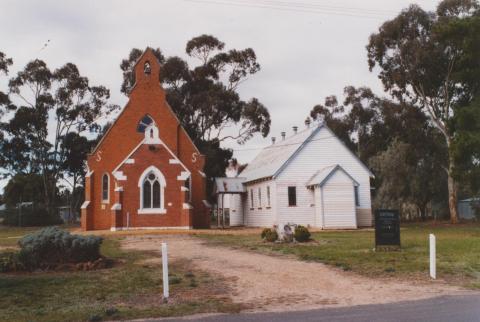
[102,173,109,202]
[138,166,166,214]
[137,115,154,133]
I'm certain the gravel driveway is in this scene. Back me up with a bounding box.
[122,235,467,312]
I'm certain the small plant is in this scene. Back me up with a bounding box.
[294,225,311,242]
[169,275,182,284]
[261,228,278,242]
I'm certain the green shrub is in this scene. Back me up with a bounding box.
[18,227,103,269]
[294,225,311,242]
[3,206,62,227]
[261,228,278,242]
[0,252,25,272]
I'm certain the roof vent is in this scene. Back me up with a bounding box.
[271,137,276,145]
[281,132,286,140]
[305,117,311,128]
[293,126,298,134]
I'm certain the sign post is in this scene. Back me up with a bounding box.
[375,209,401,250]
[162,242,169,301]
[430,234,436,279]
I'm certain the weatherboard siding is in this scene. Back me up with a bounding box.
[276,126,372,226]
[275,181,316,226]
[321,170,357,229]
[229,194,244,226]
[243,180,276,227]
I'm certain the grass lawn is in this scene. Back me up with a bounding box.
[197,222,480,288]
[0,226,241,322]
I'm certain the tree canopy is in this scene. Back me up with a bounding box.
[1,58,118,214]
[366,0,480,222]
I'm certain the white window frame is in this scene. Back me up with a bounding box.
[266,186,271,207]
[250,189,254,209]
[258,187,262,208]
[138,166,167,214]
[101,173,110,203]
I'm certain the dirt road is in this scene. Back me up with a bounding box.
[122,235,467,312]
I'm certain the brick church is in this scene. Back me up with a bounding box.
[81,48,210,231]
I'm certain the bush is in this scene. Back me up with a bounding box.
[3,206,62,227]
[294,225,311,242]
[261,228,278,242]
[0,252,25,272]
[18,227,103,270]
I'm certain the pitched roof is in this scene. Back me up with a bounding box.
[240,125,321,182]
[240,123,374,183]
[307,164,359,187]
[214,177,247,194]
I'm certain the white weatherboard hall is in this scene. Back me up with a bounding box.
[219,120,374,229]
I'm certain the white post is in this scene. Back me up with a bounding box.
[162,242,169,300]
[429,234,436,279]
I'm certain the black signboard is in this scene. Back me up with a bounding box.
[375,209,400,248]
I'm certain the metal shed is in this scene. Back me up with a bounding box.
[458,198,479,220]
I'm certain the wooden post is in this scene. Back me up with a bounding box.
[162,242,169,300]
[430,234,436,279]
[222,194,225,229]
[216,195,220,228]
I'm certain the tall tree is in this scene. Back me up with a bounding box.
[309,86,448,219]
[121,35,271,180]
[4,59,119,214]
[0,51,13,172]
[366,0,480,223]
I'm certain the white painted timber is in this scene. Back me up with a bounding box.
[321,170,357,229]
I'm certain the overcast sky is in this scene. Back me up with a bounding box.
[0,0,439,191]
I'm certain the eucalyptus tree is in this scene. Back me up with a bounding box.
[4,59,118,214]
[366,0,480,223]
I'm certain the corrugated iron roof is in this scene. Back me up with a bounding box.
[214,177,247,194]
[240,125,321,182]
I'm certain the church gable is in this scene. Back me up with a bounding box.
[82,48,209,231]
[87,48,202,173]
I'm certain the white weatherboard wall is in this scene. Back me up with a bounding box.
[276,126,372,227]
[229,194,244,226]
[244,180,276,227]
[321,170,357,228]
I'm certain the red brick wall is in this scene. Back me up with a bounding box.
[81,49,209,230]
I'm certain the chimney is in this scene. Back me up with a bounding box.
[271,137,276,145]
[292,126,298,134]
[281,131,286,140]
[305,117,311,128]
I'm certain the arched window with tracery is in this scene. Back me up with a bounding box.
[138,166,166,214]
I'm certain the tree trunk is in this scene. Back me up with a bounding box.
[446,136,459,223]
[447,165,459,224]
